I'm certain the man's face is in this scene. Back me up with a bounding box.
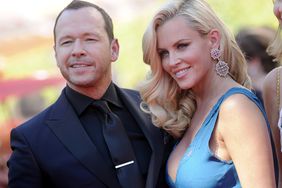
[54,7,119,92]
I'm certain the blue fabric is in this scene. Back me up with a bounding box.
[167,87,268,188]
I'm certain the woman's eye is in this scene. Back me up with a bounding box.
[177,43,188,49]
[159,50,169,59]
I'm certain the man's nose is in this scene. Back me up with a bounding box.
[71,40,86,57]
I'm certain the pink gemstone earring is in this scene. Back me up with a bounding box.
[210,48,229,77]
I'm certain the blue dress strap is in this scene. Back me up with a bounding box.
[198,87,260,141]
[218,87,265,119]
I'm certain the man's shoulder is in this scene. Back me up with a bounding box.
[123,88,140,96]
[115,85,141,99]
[14,91,66,132]
[14,104,53,132]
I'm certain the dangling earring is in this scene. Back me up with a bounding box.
[210,48,229,77]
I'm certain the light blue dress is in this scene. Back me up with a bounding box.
[167,87,269,188]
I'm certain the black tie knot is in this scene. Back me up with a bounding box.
[92,100,111,114]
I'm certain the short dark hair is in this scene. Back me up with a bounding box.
[236,27,279,73]
[53,0,114,44]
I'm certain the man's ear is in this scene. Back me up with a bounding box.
[110,39,119,62]
[208,29,221,49]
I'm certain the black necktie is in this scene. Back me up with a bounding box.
[92,100,144,188]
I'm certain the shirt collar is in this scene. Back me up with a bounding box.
[65,85,93,115]
[65,82,122,115]
[102,82,122,108]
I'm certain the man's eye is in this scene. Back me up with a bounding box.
[86,38,97,42]
[61,40,72,46]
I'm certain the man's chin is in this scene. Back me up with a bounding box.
[68,79,96,88]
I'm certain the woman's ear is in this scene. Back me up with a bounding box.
[110,39,119,62]
[208,29,220,49]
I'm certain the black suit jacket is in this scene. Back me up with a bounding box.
[8,85,173,188]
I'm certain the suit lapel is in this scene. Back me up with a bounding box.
[46,92,119,187]
[115,86,165,188]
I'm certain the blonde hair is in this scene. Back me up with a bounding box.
[267,25,282,62]
[140,0,250,138]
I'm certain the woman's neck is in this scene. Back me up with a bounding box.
[193,75,240,108]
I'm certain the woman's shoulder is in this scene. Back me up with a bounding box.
[220,90,258,112]
[264,66,282,91]
[218,87,265,125]
[217,87,257,109]
[218,89,267,135]
[263,66,281,106]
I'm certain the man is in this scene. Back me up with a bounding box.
[7,1,172,187]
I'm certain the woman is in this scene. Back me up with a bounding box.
[140,0,277,187]
[236,26,279,103]
[263,0,282,187]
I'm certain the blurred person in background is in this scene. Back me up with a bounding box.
[236,26,279,103]
[140,0,278,187]
[0,154,8,188]
[7,0,172,187]
[263,0,282,187]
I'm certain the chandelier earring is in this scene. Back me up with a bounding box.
[210,48,229,77]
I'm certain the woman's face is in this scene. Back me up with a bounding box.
[274,0,282,24]
[156,16,215,90]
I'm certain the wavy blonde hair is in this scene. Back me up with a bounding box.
[267,25,282,62]
[140,0,250,138]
